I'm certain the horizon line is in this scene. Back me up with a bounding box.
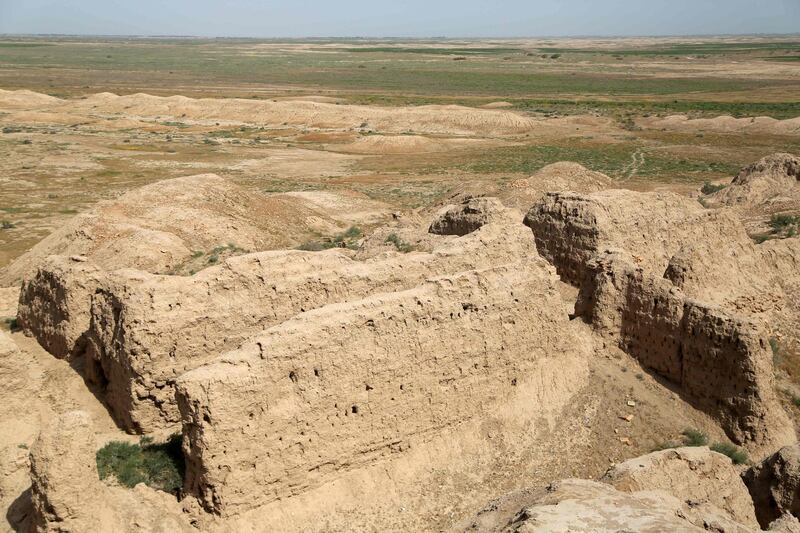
[2,31,800,41]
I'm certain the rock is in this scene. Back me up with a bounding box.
[770,514,800,533]
[704,153,800,208]
[85,221,540,433]
[744,444,800,528]
[461,478,755,533]
[175,261,584,516]
[17,255,108,360]
[574,250,793,455]
[601,446,758,528]
[428,196,514,236]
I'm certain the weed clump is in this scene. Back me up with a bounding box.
[682,428,709,447]
[710,442,748,465]
[96,434,184,494]
[700,181,727,195]
[297,226,362,252]
[385,233,414,253]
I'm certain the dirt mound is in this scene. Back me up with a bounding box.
[1,173,355,285]
[704,153,800,208]
[48,91,538,136]
[501,162,613,210]
[480,101,514,109]
[333,135,455,154]
[644,114,800,136]
[0,89,59,109]
[602,446,758,527]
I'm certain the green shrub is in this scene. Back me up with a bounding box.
[96,434,184,494]
[1,220,15,230]
[3,317,18,331]
[385,233,414,253]
[682,428,709,447]
[711,442,748,465]
[770,214,800,230]
[701,181,727,195]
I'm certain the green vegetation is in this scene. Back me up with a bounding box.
[456,141,738,182]
[769,214,800,238]
[343,47,521,55]
[538,41,800,57]
[298,226,363,252]
[96,434,184,494]
[701,181,728,195]
[682,429,709,447]
[385,233,414,253]
[1,220,16,229]
[710,442,748,465]
[3,317,19,331]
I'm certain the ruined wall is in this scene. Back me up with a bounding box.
[575,251,793,454]
[524,190,737,286]
[17,256,108,360]
[174,262,579,516]
[85,222,540,433]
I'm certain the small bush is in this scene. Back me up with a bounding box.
[701,181,727,195]
[96,434,184,494]
[793,396,800,407]
[3,317,19,331]
[682,428,709,447]
[385,233,414,253]
[1,220,15,230]
[711,442,748,465]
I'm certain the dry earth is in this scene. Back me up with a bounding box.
[2,35,800,533]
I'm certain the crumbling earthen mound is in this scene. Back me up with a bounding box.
[501,162,613,210]
[2,173,389,285]
[428,197,515,236]
[704,153,800,208]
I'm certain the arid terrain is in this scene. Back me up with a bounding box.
[1,35,800,532]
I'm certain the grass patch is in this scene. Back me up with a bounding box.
[701,181,727,195]
[385,233,414,253]
[682,428,709,447]
[96,434,184,494]
[769,214,800,238]
[297,226,363,252]
[710,442,748,465]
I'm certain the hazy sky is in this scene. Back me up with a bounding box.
[1,0,799,38]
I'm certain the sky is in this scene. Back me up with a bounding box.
[0,0,799,38]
